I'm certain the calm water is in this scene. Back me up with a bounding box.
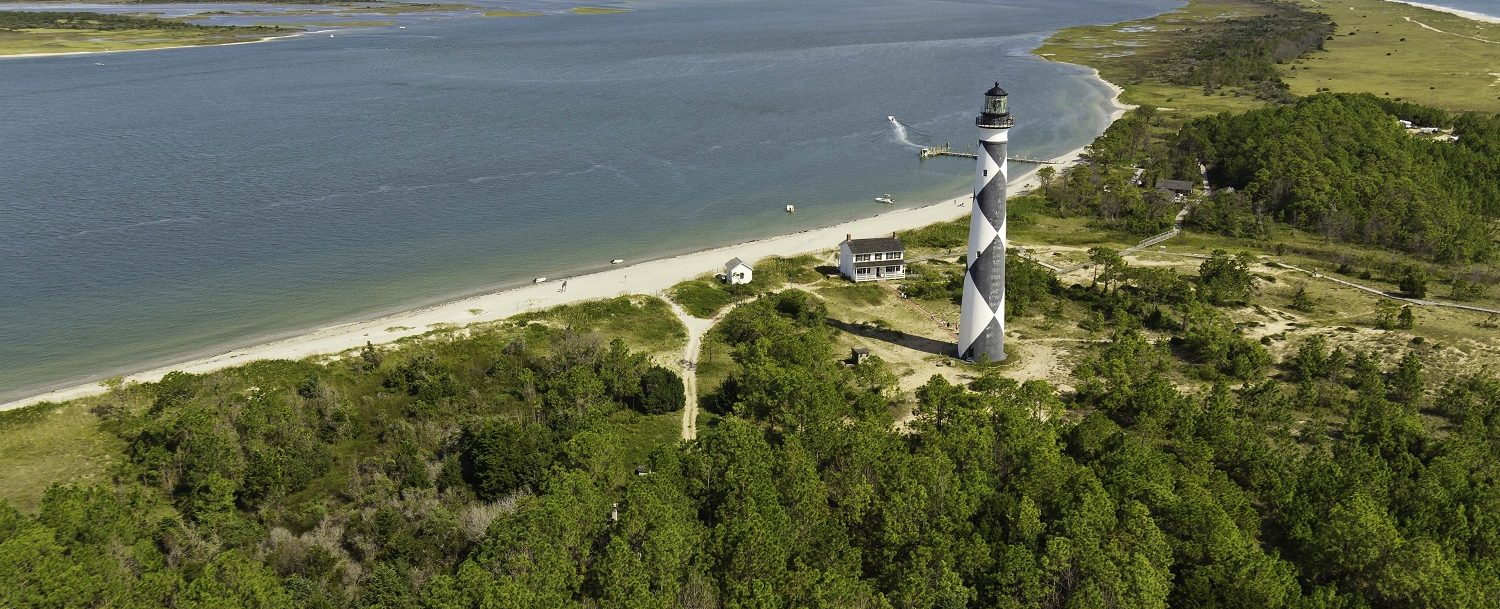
[0,0,1177,401]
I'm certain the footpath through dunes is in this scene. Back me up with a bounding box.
[0,134,1112,414]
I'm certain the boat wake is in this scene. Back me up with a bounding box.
[887,115,923,149]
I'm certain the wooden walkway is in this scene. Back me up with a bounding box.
[916,143,1058,164]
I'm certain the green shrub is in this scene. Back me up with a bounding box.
[637,366,685,414]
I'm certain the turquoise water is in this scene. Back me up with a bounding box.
[0,0,1178,401]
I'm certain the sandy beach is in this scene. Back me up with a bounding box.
[0,74,1126,412]
[1386,0,1500,24]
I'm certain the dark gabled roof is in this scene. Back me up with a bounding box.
[845,236,903,255]
[1157,179,1195,192]
[726,257,749,269]
[985,82,1008,97]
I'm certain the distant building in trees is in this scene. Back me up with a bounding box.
[839,234,906,282]
[1156,179,1195,199]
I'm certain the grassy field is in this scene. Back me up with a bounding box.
[1283,0,1500,112]
[0,398,124,511]
[1037,0,1500,117]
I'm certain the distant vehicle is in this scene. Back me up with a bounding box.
[533,277,547,283]
[611,259,624,264]
[875,194,894,204]
[785,204,796,213]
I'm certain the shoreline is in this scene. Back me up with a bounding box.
[1383,0,1500,24]
[0,72,1127,413]
[0,29,325,60]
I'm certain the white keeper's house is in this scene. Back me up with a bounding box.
[724,257,753,285]
[839,234,906,282]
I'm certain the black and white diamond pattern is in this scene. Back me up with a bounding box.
[958,134,1008,361]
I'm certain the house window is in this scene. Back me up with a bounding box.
[885,266,901,274]
[856,267,871,275]
[854,254,871,262]
[873,252,883,261]
[887,251,901,260]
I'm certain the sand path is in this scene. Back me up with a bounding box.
[664,300,722,441]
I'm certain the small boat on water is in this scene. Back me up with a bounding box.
[611,259,624,264]
[533,277,547,284]
[785,204,796,213]
[887,115,895,122]
[875,194,894,204]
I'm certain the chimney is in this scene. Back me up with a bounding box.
[846,233,851,242]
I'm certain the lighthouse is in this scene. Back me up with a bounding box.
[958,82,1013,362]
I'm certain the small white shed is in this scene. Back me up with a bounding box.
[724,257,753,285]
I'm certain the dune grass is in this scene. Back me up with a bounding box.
[509,295,687,357]
[669,278,744,318]
[0,399,123,511]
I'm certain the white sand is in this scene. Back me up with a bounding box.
[0,76,1127,413]
[1386,0,1500,24]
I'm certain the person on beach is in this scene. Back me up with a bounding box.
[560,280,568,293]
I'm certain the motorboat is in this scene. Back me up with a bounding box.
[785,204,796,213]
[611,259,624,264]
[533,277,547,283]
[875,194,894,204]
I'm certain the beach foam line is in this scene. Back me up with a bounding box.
[0,67,1128,413]
[1385,0,1500,24]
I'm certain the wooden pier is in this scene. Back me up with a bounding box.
[917,143,1058,164]
[918,143,976,159]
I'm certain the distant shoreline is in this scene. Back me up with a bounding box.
[0,66,1127,412]
[1383,0,1500,24]
[0,29,325,60]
